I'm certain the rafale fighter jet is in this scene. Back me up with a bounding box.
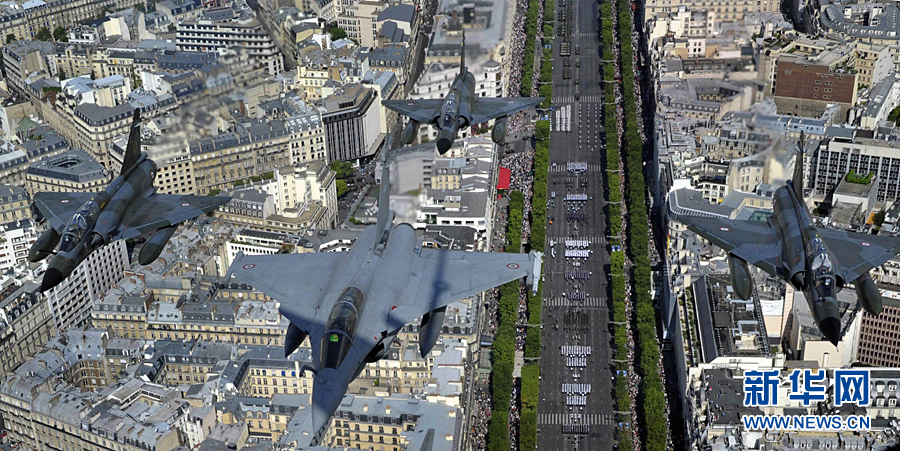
[674,136,900,346]
[383,30,544,154]
[29,110,231,292]
[226,139,541,441]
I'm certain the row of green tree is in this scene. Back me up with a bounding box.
[519,0,542,97]
[518,0,555,442]
[599,3,633,450]
[613,0,668,448]
[537,0,556,109]
[487,191,526,451]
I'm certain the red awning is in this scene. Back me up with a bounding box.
[498,167,511,190]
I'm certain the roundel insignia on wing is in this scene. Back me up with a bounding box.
[242,264,256,269]
[181,202,191,207]
[507,263,520,269]
[719,227,730,232]
[861,242,872,247]
[60,199,70,203]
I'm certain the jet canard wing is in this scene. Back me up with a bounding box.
[469,97,544,124]
[382,99,443,124]
[33,191,99,233]
[678,215,782,276]
[818,228,900,282]
[387,249,536,329]
[115,193,231,240]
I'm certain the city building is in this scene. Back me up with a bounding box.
[177,8,285,76]
[258,92,328,165]
[1,40,57,95]
[280,393,460,450]
[771,61,858,118]
[0,281,56,375]
[44,239,129,332]
[319,84,385,163]
[0,0,141,43]
[26,149,109,193]
[0,127,70,186]
[643,0,779,22]
[810,134,900,203]
[0,219,37,273]
[0,183,31,222]
[856,288,900,367]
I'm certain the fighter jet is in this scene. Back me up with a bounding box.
[226,139,541,442]
[383,30,544,154]
[29,110,231,292]
[673,136,900,345]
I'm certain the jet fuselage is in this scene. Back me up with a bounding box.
[281,221,422,434]
[37,157,157,291]
[434,70,477,154]
[771,182,843,344]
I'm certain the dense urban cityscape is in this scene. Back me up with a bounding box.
[1,0,900,449]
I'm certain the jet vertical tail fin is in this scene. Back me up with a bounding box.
[375,136,394,245]
[121,109,142,175]
[792,131,805,200]
[459,28,466,77]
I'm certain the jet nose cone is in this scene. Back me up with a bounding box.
[819,316,841,346]
[40,268,64,292]
[436,137,452,154]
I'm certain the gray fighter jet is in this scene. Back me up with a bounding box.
[674,138,900,345]
[383,30,544,154]
[29,110,231,292]
[226,140,541,442]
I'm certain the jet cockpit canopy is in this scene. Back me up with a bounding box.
[320,287,365,370]
[59,200,101,253]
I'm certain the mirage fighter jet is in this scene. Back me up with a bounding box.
[673,136,900,345]
[383,30,544,154]
[29,110,231,292]
[226,139,541,442]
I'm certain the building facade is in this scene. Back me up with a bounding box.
[320,84,384,162]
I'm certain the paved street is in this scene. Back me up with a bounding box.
[536,0,617,449]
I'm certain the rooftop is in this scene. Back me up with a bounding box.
[27,149,108,183]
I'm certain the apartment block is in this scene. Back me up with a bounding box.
[772,61,858,118]
[0,127,69,186]
[0,219,37,273]
[856,292,900,367]
[26,149,110,194]
[44,238,129,331]
[177,8,284,76]
[93,294,288,346]
[643,0,778,22]
[811,136,900,203]
[320,84,385,163]
[0,281,56,375]
[0,184,31,223]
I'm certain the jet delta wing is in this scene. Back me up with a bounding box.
[32,192,99,233]
[228,244,537,356]
[387,248,536,329]
[469,97,546,125]
[381,99,443,124]
[114,193,234,240]
[676,214,782,276]
[817,228,900,283]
